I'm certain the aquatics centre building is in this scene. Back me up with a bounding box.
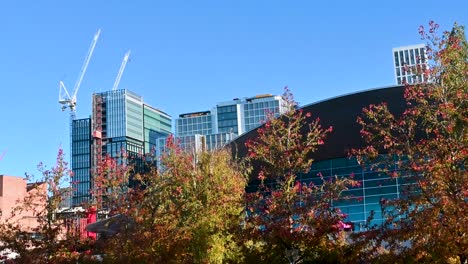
[230,85,411,230]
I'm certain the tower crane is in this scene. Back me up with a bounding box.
[59,29,101,119]
[112,50,131,91]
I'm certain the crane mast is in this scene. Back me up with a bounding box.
[112,50,131,91]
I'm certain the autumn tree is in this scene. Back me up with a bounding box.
[99,137,247,263]
[242,88,356,263]
[90,152,132,215]
[0,149,96,263]
[354,22,467,263]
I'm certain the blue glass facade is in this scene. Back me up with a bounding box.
[143,105,172,154]
[154,132,235,169]
[244,97,283,132]
[71,89,172,206]
[71,118,92,206]
[217,104,239,134]
[245,156,415,231]
[306,157,416,230]
[204,133,235,150]
[106,90,144,141]
[176,113,212,137]
[175,94,288,143]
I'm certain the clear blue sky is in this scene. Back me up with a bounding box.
[0,1,466,178]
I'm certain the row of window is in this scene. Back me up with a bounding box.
[72,120,90,141]
[144,116,172,131]
[394,47,426,67]
[395,64,427,76]
[72,196,89,206]
[72,141,90,154]
[219,126,238,134]
[177,115,212,125]
[217,112,238,121]
[244,100,279,111]
[218,119,238,127]
[176,123,212,136]
[72,181,90,197]
[106,102,127,138]
[247,156,417,229]
[72,168,90,183]
[71,154,90,169]
[397,75,426,85]
[245,116,266,126]
[205,133,233,150]
[106,141,144,157]
[217,105,237,113]
[143,107,171,122]
[244,107,279,118]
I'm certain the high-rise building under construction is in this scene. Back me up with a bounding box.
[71,89,171,206]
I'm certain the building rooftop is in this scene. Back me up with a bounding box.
[392,43,425,51]
[179,111,211,118]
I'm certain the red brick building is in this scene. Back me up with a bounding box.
[0,175,46,232]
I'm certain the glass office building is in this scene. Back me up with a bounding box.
[71,118,92,206]
[204,133,235,151]
[175,93,288,143]
[143,104,172,154]
[216,94,289,135]
[176,111,213,137]
[154,134,205,169]
[217,104,240,134]
[172,94,288,155]
[243,95,286,132]
[71,89,171,206]
[393,44,428,85]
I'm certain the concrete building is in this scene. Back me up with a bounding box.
[392,44,428,85]
[71,89,172,206]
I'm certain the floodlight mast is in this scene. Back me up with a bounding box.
[59,29,101,118]
[112,50,131,91]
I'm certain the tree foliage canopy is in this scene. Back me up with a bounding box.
[354,22,468,263]
[1,21,466,264]
[242,88,356,263]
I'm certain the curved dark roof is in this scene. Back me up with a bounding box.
[230,85,406,162]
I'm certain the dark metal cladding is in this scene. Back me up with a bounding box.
[230,85,406,169]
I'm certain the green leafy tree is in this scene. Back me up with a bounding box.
[99,137,247,263]
[242,88,356,263]
[354,22,468,263]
